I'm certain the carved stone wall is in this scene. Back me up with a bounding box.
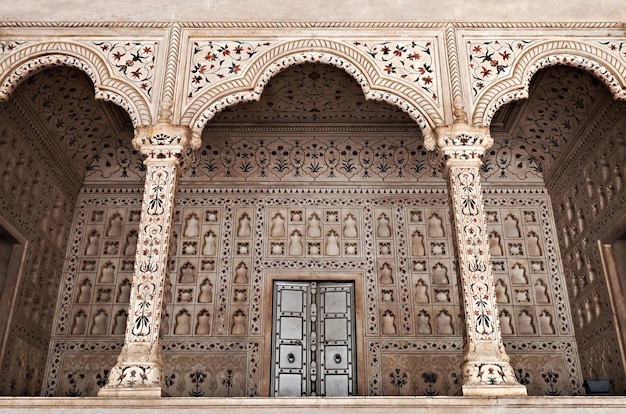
[0,99,76,395]
[548,99,626,393]
[45,183,579,397]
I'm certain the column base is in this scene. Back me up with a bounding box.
[462,384,528,397]
[97,343,165,398]
[97,386,166,398]
[461,353,528,397]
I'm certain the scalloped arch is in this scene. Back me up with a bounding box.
[473,40,626,126]
[0,42,152,127]
[183,39,441,142]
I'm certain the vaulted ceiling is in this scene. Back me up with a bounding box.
[3,63,622,186]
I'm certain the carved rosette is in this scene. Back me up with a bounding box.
[437,125,527,396]
[99,125,194,397]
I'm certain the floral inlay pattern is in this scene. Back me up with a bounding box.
[599,40,626,64]
[352,41,439,101]
[86,138,143,180]
[185,134,442,183]
[481,136,544,183]
[187,41,272,100]
[93,41,158,98]
[450,166,495,340]
[0,41,26,61]
[468,39,533,98]
[129,163,178,340]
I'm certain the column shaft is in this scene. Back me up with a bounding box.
[439,126,527,396]
[98,125,193,397]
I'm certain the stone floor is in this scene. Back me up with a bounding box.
[0,397,625,413]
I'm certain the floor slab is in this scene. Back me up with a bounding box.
[0,397,624,414]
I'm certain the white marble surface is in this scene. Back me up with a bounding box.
[0,0,624,23]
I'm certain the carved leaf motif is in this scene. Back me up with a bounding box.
[132,315,151,336]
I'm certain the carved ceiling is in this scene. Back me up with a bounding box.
[3,63,621,185]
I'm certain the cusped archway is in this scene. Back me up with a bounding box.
[182,39,444,146]
[184,62,444,185]
[0,41,153,128]
[473,40,626,128]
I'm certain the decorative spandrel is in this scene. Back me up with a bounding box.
[466,39,533,100]
[0,41,27,62]
[93,41,159,100]
[351,40,440,103]
[186,40,273,101]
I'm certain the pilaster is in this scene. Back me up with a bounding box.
[98,123,195,397]
[436,124,527,396]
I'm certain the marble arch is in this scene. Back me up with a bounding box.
[472,40,626,127]
[184,39,441,145]
[2,13,626,406]
[0,42,151,128]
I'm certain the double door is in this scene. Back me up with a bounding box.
[271,281,356,396]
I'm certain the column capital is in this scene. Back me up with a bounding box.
[132,124,201,171]
[434,124,494,164]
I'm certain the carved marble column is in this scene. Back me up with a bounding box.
[436,124,527,396]
[98,124,196,397]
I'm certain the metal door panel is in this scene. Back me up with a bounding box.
[272,281,355,397]
[319,283,355,397]
[279,316,303,340]
[324,345,348,369]
[279,344,303,369]
[280,289,304,313]
[324,318,348,341]
[325,375,349,396]
[272,282,309,397]
[323,291,348,313]
[278,374,302,396]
